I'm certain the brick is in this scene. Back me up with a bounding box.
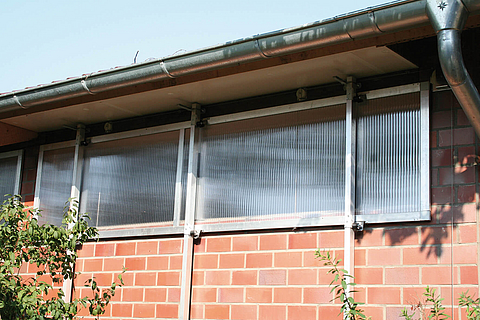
[385,267,420,284]
[259,270,286,285]
[125,257,146,271]
[103,258,124,271]
[205,304,229,320]
[144,288,167,302]
[194,254,218,269]
[167,288,180,302]
[123,288,144,301]
[259,305,286,320]
[274,287,302,303]
[421,226,452,245]
[354,267,383,284]
[368,287,401,304]
[457,185,475,203]
[95,243,115,257]
[457,146,476,165]
[169,255,183,270]
[157,271,180,286]
[289,232,317,249]
[431,168,439,186]
[260,234,287,250]
[403,247,438,265]
[117,272,133,286]
[83,259,103,272]
[206,237,231,252]
[318,230,343,248]
[288,306,316,320]
[385,227,418,246]
[355,228,383,247]
[133,304,155,318]
[191,304,204,319]
[159,239,182,254]
[304,250,323,267]
[92,272,113,286]
[439,166,475,185]
[431,148,453,167]
[156,304,178,318]
[136,241,158,255]
[431,131,438,148]
[432,110,452,129]
[111,303,133,317]
[319,306,342,319]
[362,306,384,320]
[246,252,272,268]
[274,252,302,267]
[452,204,477,223]
[288,269,316,285]
[232,270,257,285]
[194,238,206,253]
[457,109,470,126]
[368,247,401,266]
[452,245,477,264]
[219,253,245,268]
[135,272,157,286]
[192,271,204,285]
[218,288,244,303]
[232,236,258,251]
[246,287,272,303]
[403,287,428,304]
[115,242,136,256]
[205,270,230,285]
[192,288,216,302]
[21,181,33,194]
[458,224,477,243]
[146,256,168,270]
[304,287,332,303]
[422,266,457,285]
[460,266,478,284]
[355,249,366,266]
[432,187,453,205]
[231,305,257,320]
[77,244,95,257]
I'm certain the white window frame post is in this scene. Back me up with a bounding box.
[179,104,202,320]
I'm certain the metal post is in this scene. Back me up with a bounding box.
[179,104,201,320]
[63,124,85,303]
[344,77,357,301]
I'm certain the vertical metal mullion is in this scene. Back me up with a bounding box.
[173,129,186,227]
[33,146,45,211]
[344,77,356,294]
[64,124,86,304]
[179,104,201,320]
[420,82,430,219]
[14,150,23,196]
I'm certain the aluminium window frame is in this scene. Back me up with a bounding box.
[33,82,429,239]
[0,150,24,198]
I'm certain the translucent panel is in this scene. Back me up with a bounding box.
[38,148,75,226]
[80,131,179,227]
[356,92,421,215]
[0,156,19,203]
[197,105,346,223]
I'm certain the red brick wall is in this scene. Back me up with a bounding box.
[17,89,479,319]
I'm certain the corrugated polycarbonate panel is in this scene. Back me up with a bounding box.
[38,147,75,226]
[80,131,179,227]
[0,156,18,203]
[356,92,421,216]
[196,105,346,223]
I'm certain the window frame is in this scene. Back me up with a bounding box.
[0,150,23,199]
[33,83,430,238]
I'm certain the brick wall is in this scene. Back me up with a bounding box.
[18,89,479,319]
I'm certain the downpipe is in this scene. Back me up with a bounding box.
[427,0,480,137]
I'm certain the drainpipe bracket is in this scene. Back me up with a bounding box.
[352,221,365,232]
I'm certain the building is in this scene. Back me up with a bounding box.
[1,0,480,319]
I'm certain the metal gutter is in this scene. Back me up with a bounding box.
[426,0,480,137]
[0,0,431,113]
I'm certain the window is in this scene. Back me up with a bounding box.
[34,83,429,236]
[0,150,23,203]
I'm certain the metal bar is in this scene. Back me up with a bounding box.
[420,81,430,219]
[173,129,185,227]
[344,76,356,301]
[179,104,201,320]
[33,146,46,210]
